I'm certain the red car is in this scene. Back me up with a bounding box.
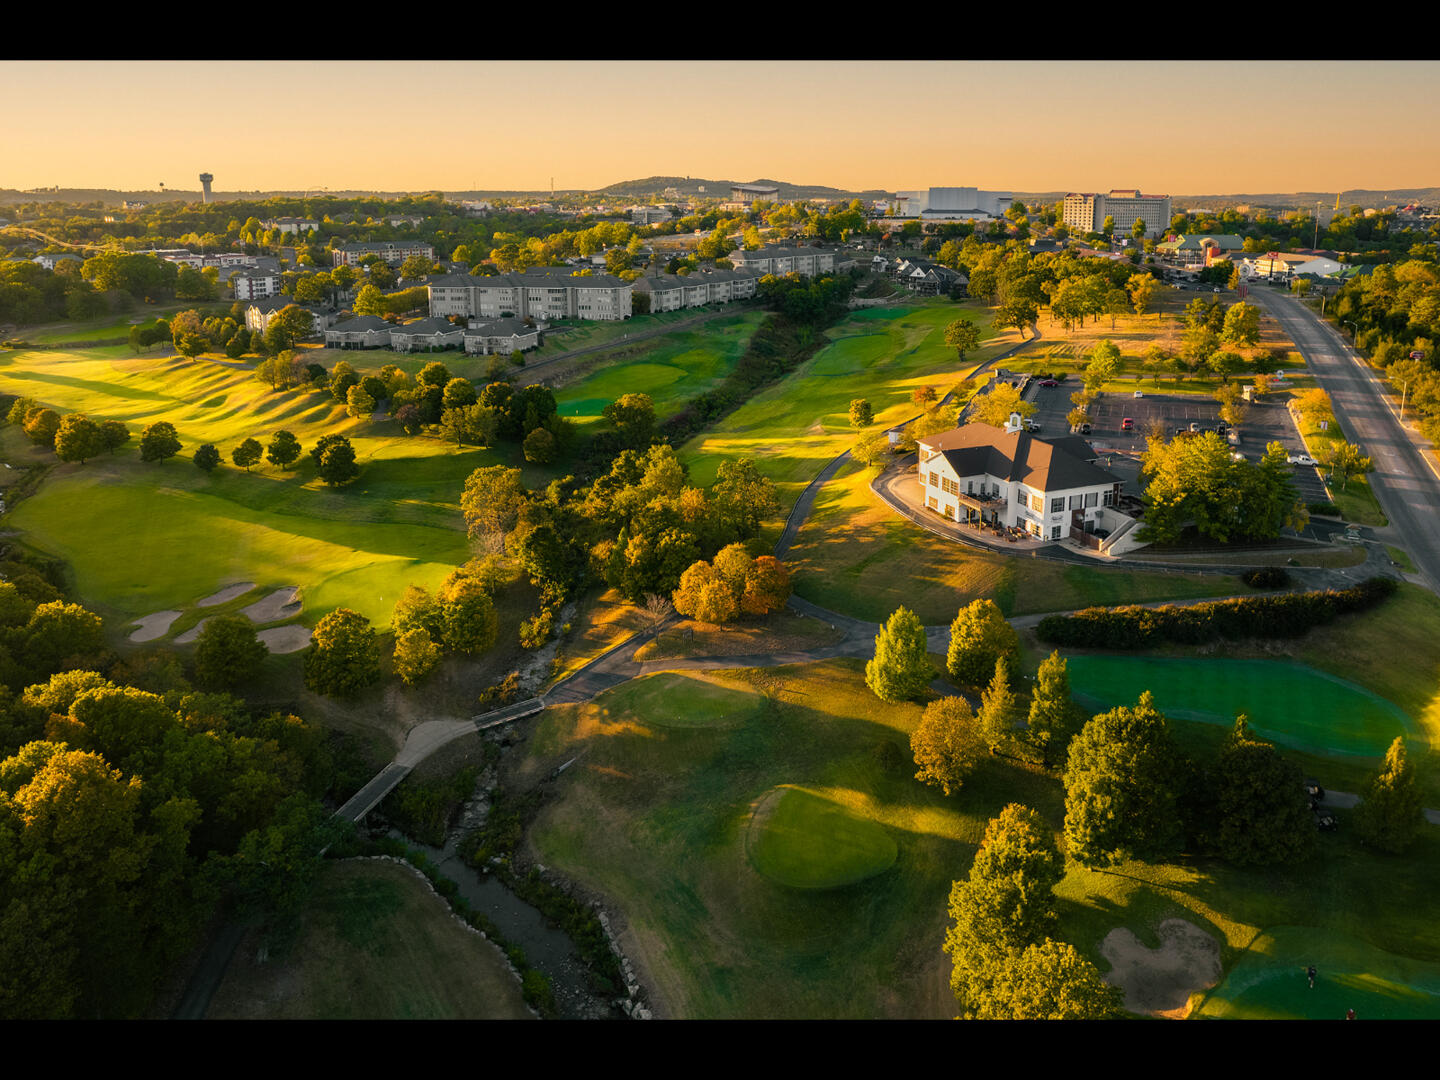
[1121,417,1134,431]
[1038,379,1059,388]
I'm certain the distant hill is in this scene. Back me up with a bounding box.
[595,176,889,202]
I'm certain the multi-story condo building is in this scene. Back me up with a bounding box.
[1062,190,1172,237]
[244,298,334,336]
[427,268,632,322]
[633,267,762,312]
[895,187,1013,221]
[916,420,1123,542]
[730,183,779,205]
[261,217,320,235]
[231,270,281,301]
[332,242,437,268]
[726,245,836,277]
[463,317,540,355]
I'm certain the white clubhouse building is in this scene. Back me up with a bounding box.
[917,419,1124,542]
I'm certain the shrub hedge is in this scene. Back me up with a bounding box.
[1241,566,1292,589]
[1035,576,1397,649]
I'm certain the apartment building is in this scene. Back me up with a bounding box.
[231,270,282,301]
[427,268,632,322]
[633,267,763,312]
[1062,190,1172,236]
[261,217,320,235]
[332,241,437,268]
[727,245,837,277]
[463,317,540,355]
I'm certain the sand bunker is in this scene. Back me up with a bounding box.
[173,618,212,645]
[242,586,301,624]
[257,625,311,653]
[1100,919,1222,1019]
[129,610,182,642]
[197,582,256,607]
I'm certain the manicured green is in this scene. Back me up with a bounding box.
[1197,925,1440,1019]
[1066,656,1413,757]
[747,786,898,889]
[554,312,763,423]
[595,671,763,728]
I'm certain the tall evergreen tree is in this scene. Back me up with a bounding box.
[1354,737,1424,854]
[976,655,1021,754]
[865,607,932,703]
[1214,716,1315,866]
[1026,651,1086,769]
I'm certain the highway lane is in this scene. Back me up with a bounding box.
[1250,288,1440,593]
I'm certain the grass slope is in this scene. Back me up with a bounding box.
[205,858,533,1020]
[679,300,1017,516]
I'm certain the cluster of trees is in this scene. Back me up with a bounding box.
[7,399,129,462]
[458,451,779,649]
[389,560,507,686]
[671,544,791,625]
[0,257,109,325]
[0,560,337,1016]
[945,804,1122,1019]
[1138,431,1304,544]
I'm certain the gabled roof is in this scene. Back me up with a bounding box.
[328,315,392,333]
[464,317,534,338]
[919,423,1119,493]
[391,317,461,336]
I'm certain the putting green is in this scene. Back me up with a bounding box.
[747,786,897,889]
[597,670,763,728]
[1198,926,1440,1019]
[1066,656,1413,757]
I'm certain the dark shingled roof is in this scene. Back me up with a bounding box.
[919,423,1119,492]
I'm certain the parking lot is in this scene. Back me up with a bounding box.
[1024,382,1330,503]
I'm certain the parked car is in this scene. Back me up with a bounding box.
[1189,421,1200,432]
[1080,422,1092,435]
[1121,417,1134,431]
[1288,453,1318,466]
[1038,379,1059,388]
[1133,390,1144,398]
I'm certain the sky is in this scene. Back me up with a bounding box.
[5,60,1440,196]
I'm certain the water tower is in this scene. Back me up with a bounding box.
[199,172,214,203]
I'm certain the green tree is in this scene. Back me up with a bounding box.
[911,696,984,796]
[393,628,442,686]
[230,438,263,471]
[522,425,556,464]
[345,385,376,421]
[852,431,892,470]
[1320,440,1375,491]
[266,430,301,469]
[418,360,452,388]
[193,443,220,472]
[353,283,386,317]
[1214,716,1315,866]
[1220,301,1261,348]
[438,577,498,655]
[1083,339,1122,392]
[303,608,380,696]
[99,419,130,455]
[945,599,1018,688]
[849,398,874,427]
[983,939,1124,1020]
[1354,737,1424,854]
[1128,272,1160,318]
[602,392,656,450]
[1063,692,1182,867]
[311,434,359,486]
[976,656,1021,754]
[23,407,61,449]
[53,414,103,465]
[1026,651,1086,769]
[967,382,1035,428]
[672,559,739,625]
[865,607,933,702]
[193,615,268,690]
[138,421,181,463]
[461,465,527,543]
[944,318,982,360]
[944,803,1064,1017]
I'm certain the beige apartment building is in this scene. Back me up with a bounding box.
[1063,190,1172,237]
[428,269,632,322]
[727,245,836,277]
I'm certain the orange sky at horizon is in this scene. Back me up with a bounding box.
[4,60,1439,196]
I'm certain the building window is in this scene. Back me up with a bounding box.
[1030,494,1043,513]
[1103,490,1115,507]
[1051,498,1065,513]
[1085,491,1099,508]
[1051,525,1062,540]
[928,471,939,488]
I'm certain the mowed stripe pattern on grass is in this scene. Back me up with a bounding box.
[1066,655,1414,757]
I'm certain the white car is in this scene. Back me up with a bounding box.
[1288,453,1317,466]
[1133,390,1144,398]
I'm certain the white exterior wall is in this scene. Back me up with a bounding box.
[918,455,1116,538]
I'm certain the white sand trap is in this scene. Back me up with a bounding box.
[129,610,182,642]
[197,582,256,608]
[257,625,312,653]
[1100,918,1222,1019]
[242,586,302,624]
[173,618,212,645]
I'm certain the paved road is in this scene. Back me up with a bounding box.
[1249,289,1440,593]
